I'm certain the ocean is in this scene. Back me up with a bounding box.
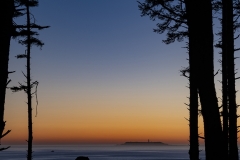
[0,145,206,160]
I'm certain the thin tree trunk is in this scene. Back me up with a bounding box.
[188,66,199,160]
[26,2,33,160]
[186,0,224,159]
[221,0,229,159]
[223,0,239,159]
[0,0,14,140]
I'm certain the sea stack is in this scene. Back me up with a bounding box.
[123,140,168,146]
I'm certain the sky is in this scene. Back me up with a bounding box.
[3,0,240,145]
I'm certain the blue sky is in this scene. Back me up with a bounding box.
[9,0,188,103]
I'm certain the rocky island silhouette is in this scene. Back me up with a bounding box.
[122,140,168,146]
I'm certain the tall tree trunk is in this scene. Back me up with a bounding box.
[0,0,14,141]
[223,0,239,159]
[221,0,229,159]
[188,65,199,160]
[26,3,33,160]
[186,0,224,159]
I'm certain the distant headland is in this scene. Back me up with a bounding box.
[122,140,168,146]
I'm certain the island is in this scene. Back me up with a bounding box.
[122,140,168,146]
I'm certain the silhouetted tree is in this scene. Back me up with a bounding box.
[221,0,239,159]
[215,1,229,157]
[215,0,229,157]
[214,0,240,159]
[224,1,239,159]
[11,0,49,159]
[181,59,199,160]
[212,3,227,159]
[139,1,225,159]
[185,1,224,159]
[138,1,201,160]
[0,0,15,151]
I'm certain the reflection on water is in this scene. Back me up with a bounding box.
[0,144,206,160]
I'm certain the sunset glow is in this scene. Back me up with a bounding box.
[4,0,240,146]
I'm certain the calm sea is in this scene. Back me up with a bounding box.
[0,145,206,160]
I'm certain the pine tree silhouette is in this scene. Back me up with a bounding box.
[214,0,240,159]
[0,0,15,151]
[11,0,49,159]
[138,1,229,159]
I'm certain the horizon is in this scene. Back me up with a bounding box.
[1,141,193,146]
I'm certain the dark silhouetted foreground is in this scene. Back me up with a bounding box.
[0,0,14,151]
[75,156,89,160]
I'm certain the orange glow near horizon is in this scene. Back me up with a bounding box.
[4,96,240,145]
[4,84,238,146]
[4,88,195,145]
[2,104,204,145]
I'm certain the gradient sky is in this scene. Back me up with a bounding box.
[3,0,240,145]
